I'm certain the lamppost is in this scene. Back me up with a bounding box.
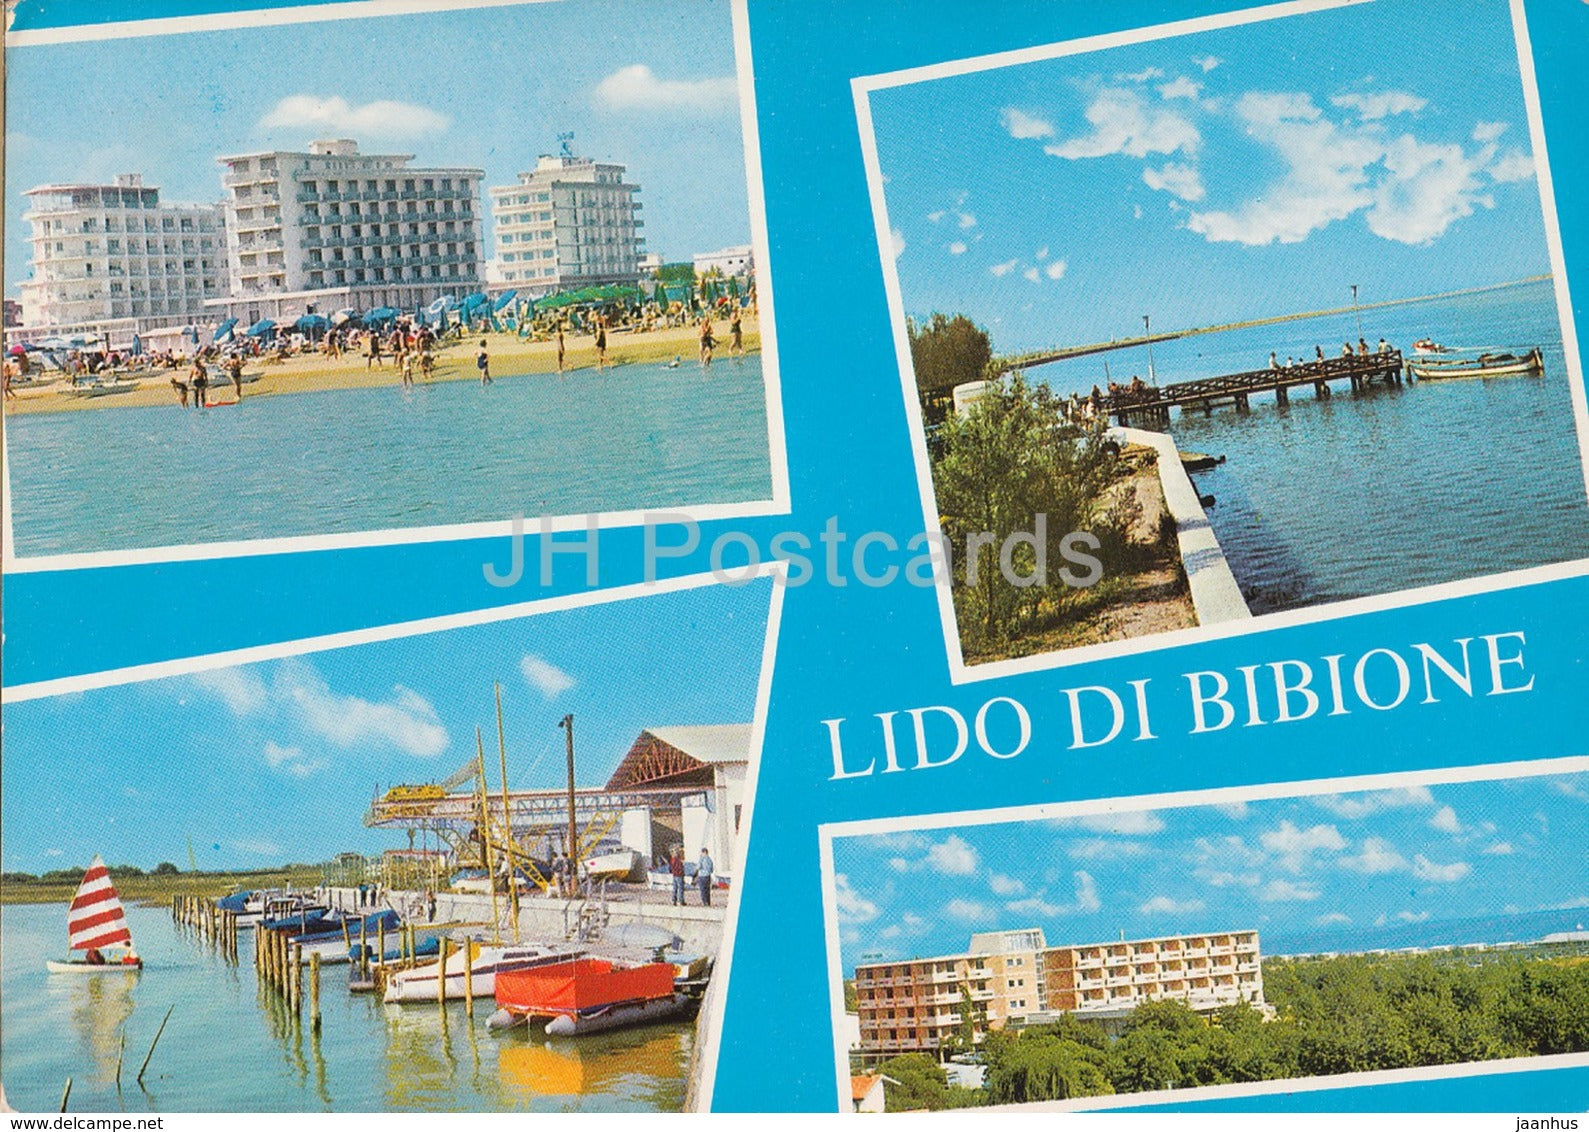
[1143,313,1155,383]
[1350,284,1363,342]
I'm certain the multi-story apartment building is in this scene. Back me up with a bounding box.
[692,243,754,279]
[854,927,1264,1060]
[211,139,484,321]
[489,153,643,293]
[18,173,227,332]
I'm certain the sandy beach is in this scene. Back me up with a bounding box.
[4,322,760,416]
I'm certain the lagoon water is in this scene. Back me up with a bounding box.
[1033,279,1589,614]
[0,903,690,1113]
[4,355,772,557]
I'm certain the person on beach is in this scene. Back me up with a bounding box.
[476,339,492,385]
[556,326,566,374]
[367,330,382,370]
[190,357,209,408]
[170,370,191,408]
[698,316,716,370]
[593,316,608,371]
[228,353,244,400]
[696,848,714,906]
[669,847,686,906]
[401,350,414,389]
[729,310,744,357]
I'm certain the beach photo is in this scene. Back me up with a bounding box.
[0,571,779,1112]
[855,0,1589,674]
[822,760,1589,1111]
[1,0,782,565]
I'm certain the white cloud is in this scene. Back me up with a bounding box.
[1001,107,1054,139]
[1121,67,1165,82]
[1330,90,1428,120]
[1489,150,1536,183]
[1366,133,1496,245]
[990,259,1019,277]
[1158,77,1202,101]
[947,241,968,255]
[279,662,448,758]
[1006,895,1062,917]
[192,667,267,715]
[1076,810,1166,836]
[1260,820,1347,873]
[259,95,450,139]
[1044,88,1199,161]
[1067,837,1145,861]
[835,874,880,923]
[1192,55,1223,73]
[1044,259,1068,281]
[1315,786,1434,820]
[989,872,1026,897]
[1482,841,1515,856]
[927,834,980,876]
[231,838,283,858]
[1413,854,1471,882]
[890,228,906,260]
[1142,161,1206,202]
[1199,870,1261,889]
[594,64,737,113]
[926,210,946,223]
[520,654,575,698]
[1261,879,1321,902]
[1073,871,1101,913]
[1133,204,1144,219]
[1473,120,1509,142]
[1429,806,1462,834]
[1035,245,1049,259]
[1315,911,1352,926]
[1215,802,1250,820]
[1338,836,1407,874]
[945,897,992,922]
[1139,895,1205,915]
[886,857,910,873]
[1396,910,1431,923]
[1022,266,1041,283]
[263,740,323,779]
[957,211,977,230]
[1549,896,1589,910]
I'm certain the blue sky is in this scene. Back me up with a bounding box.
[832,772,1589,970]
[1,578,771,873]
[4,0,749,295]
[870,0,1550,354]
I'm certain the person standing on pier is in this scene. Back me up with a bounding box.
[1315,345,1325,363]
[1342,342,1354,358]
[1269,351,1280,370]
[669,847,686,906]
[696,848,715,907]
[1357,337,1370,356]
[1378,337,1391,354]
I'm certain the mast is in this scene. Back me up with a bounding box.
[475,729,500,937]
[558,714,578,889]
[495,683,520,943]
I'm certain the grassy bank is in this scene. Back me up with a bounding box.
[1,867,325,907]
[4,322,761,416]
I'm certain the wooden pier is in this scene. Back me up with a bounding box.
[1099,351,1406,427]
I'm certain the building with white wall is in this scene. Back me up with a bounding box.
[18,173,226,333]
[489,152,643,293]
[692,243,753,279]
[854,926,1265,1060]
[211,138,483,321]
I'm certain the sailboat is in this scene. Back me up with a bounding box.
[46,856,143,974]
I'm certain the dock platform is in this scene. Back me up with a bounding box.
[1100,351,1406,427]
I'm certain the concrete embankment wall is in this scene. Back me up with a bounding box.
[1112,426,1251,626]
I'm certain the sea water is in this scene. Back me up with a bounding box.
[1033,279,1589,614]
[0,903,690,1113]
[4,355,772,558]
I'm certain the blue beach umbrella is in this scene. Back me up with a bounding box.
[493,290,518,312]
[212,318,238,343]
[246,318,276,338]
[130,332,143,357]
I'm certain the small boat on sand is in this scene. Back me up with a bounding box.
[1408,347,1544,379]
[486,956,696,1035]
[46,857,143,975]
[70,379,139,397]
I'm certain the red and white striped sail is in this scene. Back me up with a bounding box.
[67,856,134,951]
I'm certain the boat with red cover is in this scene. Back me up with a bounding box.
[486,956,695,1035]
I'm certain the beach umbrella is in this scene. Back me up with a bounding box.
[185,325,200,346]
[7,344,25,357]
[246,318,276,338]
[654,283,668,307]
[493,290,518,312]
[212,317,238,343]
[727,276,740,299]
[130,333,143,357]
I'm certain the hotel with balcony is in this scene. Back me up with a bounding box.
[17,174,227,336]
[211,138,484,324]
[853,927,1264,1060]
[489,153,643,294]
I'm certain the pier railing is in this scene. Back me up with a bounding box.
[1095,350,1405,425]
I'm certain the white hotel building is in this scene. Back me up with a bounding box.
[18,174,226,333]
[210,138,484,322]
[489,153,643,294]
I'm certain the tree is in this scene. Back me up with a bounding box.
[656,262,696,286]
[876,1054,952,1112]
[984,1035,1115,1103]
[843,979,859,1013]
[153,861,180,876]
[909,313,992,427]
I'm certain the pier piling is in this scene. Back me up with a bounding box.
[464,942,475,1018]
[309,952,322,1033]
[437,937,450,1007]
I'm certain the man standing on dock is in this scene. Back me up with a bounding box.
[697,848,715,907]
[669,846,686,906]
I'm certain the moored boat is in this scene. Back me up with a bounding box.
[1408,346,1543,379]
[486,956,692,1035]
[383,939,586,1003]
[46,856,143,975]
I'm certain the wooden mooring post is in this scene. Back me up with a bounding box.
[309,952,322,1033]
